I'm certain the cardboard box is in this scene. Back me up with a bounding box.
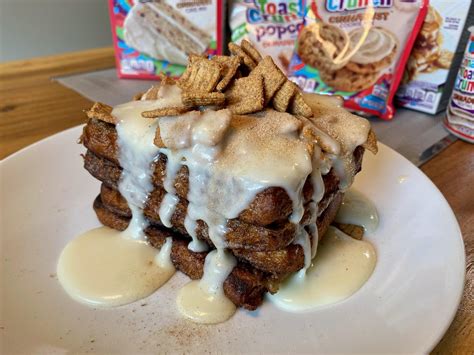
[109,0,225,79]
[396,0,473,114]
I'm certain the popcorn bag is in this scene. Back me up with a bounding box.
[109,0,225,79]
[288,0,428,119]
[229,0,305,73]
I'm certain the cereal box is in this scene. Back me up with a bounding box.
[109,0,225,79]
[288,0,428,119]
[396,0,473,114]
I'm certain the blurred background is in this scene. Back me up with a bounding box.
[0,0,112,62]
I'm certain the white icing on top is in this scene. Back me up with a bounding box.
[303,93,371,189]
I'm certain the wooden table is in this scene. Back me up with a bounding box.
[1,48,472,353]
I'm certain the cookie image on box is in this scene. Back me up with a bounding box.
[320,67,380,92]
[288,0,429,119]
[123,0,211,66]
[297,24,398,92]
[345,27,398,75]
[297,23,351,73]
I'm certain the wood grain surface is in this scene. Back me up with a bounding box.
[423,141,474,354]
[0,47,115,158]
[1,48,473,353]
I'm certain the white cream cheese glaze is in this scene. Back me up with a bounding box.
[335,189,379,233]
[57,227,175,307]
[268,226,376,311]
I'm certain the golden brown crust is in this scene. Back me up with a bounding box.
[141,85,161,100]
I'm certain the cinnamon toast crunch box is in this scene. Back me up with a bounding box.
[109,0,225,79]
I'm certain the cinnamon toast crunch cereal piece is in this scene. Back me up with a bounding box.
[334,223,364,240]
[289,92,313,118]
[189,53,208,63]
[159,75,176,86]
[178,58,222,92]
[249,56,286,104]
[154,126,166,148]
[141,85,161,100]
[241,39,262,64]
[273,80,297,112]
[142,106,189,118]
[362,128,378,154]
[226,74,264,114]
[229,42,257,70]
[212,56,241,91]
[133,92,144,101]
[86,102,116,124]
[177,61,193,88]
[182,91,225,107]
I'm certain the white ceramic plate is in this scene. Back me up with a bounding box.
[1,126,465,354]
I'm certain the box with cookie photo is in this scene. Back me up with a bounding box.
[108,0,226,79]
[288,0,428,119]
[395,0,474,114]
